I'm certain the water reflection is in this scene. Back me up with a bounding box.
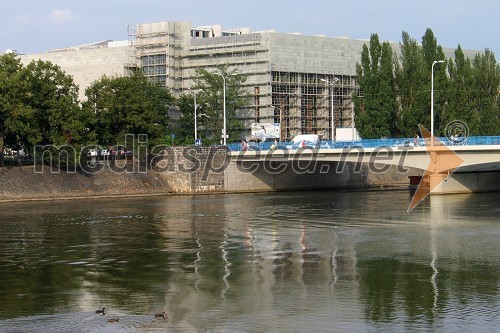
[0,191,498,332]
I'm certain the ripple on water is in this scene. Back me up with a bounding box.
[0,312,163,333]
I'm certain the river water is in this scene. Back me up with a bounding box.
[0,190,498,332]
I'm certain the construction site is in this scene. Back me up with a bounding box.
[19,21,475,142]
[270,68,359,141]
[131,21,364,141]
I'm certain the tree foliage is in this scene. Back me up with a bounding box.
[83,72,174,149]
[471,49,500,135]
[178,65,248,145]
[20,60,88,147]
[1,29,499,170]
[393,31,428,137]
[174,93,199,146]
[1,56,176,167]
[444,46,480,134]
[0,55,86,166]
[355,28,500,138]
[0,53,31,165]
[355,34,397,138]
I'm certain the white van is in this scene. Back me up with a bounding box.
[287,134,320,149]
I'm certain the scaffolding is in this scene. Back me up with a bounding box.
[130,23,362,142]
[133,22,186,95]
[271,69,359,141]
[186,32,270,127]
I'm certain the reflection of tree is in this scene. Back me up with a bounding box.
[359,255,500,325]
[83,216,172,310]
[0,202,176,318]
[399,262,437,321]
[358,258,398,321]
[0,215,92,318]
[2,192,500,326]
[446,260,499,304]
[359,258,442,322]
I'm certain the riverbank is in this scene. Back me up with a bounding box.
[0,164,173,202]
[0,147,417,203]
[0,164,413,203]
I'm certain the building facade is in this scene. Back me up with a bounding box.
[132,21,365,141]
[19,21,478,141]
[20,40,133,102]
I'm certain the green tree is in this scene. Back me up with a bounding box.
[174,93,202,146]
[471,49,499,135]
[1,57,91,168]
[189,65,247,145]
[421,28,446,67]
[394,29,448,137]
[379,42,398,136]
[355,36,379,138]
[421,29,448,135]
[19,60,88,148]
[395,32,429,136]
[84,72,174,150]
[0,53,32,166]
[354,28,499,138]
[444,45,480,134]
[354,34,397,138]
[19,60,93,168]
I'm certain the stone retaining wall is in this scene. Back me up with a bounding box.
[0,147,416,202]
[0,164,172,201]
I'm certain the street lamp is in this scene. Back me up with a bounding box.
[271,106,283,141]
[431,60,444,145]
[351,94,355,145]
[321,77,339,141]
[215,71,237,145]
[191,89,202,142]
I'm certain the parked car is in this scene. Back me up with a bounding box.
[87,149,99,157]
[286,134,321,150]
[108,145,133,160]
[86,146,110,159]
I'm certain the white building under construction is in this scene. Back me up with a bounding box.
[18,21,475,141]
[132,21,364,141]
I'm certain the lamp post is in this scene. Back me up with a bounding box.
[192,89,202,142]
[215,71,237,146]
[321,77,339,141]
[351,96,355,145]
[431,60,444,145]
[272,106,283,141]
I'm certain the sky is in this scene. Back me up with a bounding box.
[1,0,498,58]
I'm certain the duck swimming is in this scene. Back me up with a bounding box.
[95,308,105,315]
[107,318,119,323]
[154,311,167,319]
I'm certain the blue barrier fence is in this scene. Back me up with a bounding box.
[227,136,500,152]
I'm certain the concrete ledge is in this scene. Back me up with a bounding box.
[0,147,421,202]
[432,171,500,194]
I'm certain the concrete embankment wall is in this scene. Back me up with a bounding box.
[0,148,415,202]
[225,160,416,192]
[0,163,173,201]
